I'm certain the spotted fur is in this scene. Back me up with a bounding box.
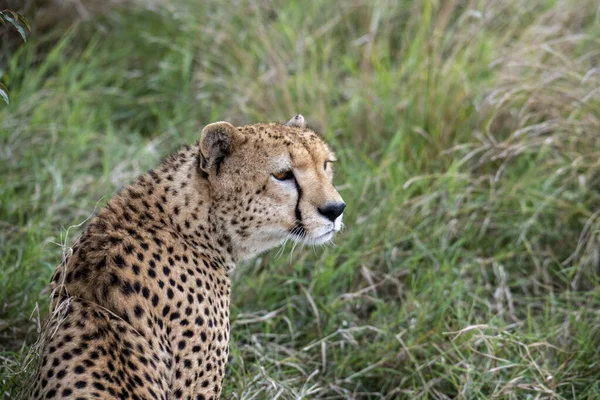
[31,117,345,400]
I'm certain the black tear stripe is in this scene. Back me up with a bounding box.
[292,176,306,237]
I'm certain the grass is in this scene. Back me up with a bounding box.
[1,0,600,398]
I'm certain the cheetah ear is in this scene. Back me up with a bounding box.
[199,121,245,175]
[284,114,306,128]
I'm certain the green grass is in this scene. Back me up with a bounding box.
[2,0,600,398]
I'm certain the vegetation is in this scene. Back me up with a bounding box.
[0,9,30,104]
[1,0,599,398]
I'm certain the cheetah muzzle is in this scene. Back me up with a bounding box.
[31,115,346,400]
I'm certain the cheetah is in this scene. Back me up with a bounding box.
[31,115,346,399]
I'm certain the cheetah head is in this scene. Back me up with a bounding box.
[198,115,345,261]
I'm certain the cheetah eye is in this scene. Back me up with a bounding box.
[324,160,335,170]
[272,170,294,181]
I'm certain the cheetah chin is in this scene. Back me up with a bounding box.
[32,115,345,400]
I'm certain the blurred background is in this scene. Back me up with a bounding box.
[1,0,600,398]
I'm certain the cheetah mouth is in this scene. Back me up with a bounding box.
[316,230,334,239]
[305,229,335,245]
[289,224,337,245]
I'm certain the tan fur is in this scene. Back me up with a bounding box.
[32,117,345,400]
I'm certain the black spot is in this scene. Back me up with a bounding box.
[121,281,134,296]
[113,255,126,268]
[134,305,144,318]
[109,273,120,285]
[162,305,170,317]
[95,257,107,270]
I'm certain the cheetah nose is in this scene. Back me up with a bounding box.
[318,202,346,222]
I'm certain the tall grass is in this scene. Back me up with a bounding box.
[1,0,599,398]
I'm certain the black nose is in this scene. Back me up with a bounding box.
[318,202,346,222]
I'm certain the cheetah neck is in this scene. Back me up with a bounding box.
[106,145,237,269]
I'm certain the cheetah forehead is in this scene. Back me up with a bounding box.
[234,122,334,163]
